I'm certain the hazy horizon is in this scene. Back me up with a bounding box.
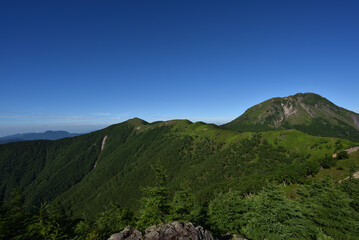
[0,115,239,137]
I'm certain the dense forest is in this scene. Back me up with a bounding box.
[1,118,359,239]
[1,166,359,239]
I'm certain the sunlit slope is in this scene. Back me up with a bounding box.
[312,150,359,182]
[223,93,359,141]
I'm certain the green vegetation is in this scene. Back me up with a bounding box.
[1,113,359,239]
[223,93,359,141]
[2,171,359,239]
[3,118,356,218]
[136,165,169,229]
[208,180,359,240]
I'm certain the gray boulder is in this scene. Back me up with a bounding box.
[108,226,143,240]
[144,221,214,240]
[108,222,214,240]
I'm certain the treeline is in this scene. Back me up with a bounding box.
[2,167,359,240]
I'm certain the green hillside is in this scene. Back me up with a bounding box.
[223,93,359,141]
[1,117,359,239]
[1,117,357,219]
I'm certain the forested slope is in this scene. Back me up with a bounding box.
[1,118,357,218]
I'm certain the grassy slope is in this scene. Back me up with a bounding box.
[1,118,358,218]
[312,150,359,182]
[282,148,359,197]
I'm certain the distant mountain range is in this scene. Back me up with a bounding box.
[223,93,359,141]
[0,130,80,144]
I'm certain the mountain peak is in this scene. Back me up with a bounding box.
[293,92,320,97]
[223,93,359,141]
[125,117,149,126]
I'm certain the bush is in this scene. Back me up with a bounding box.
[336,150,349,160]
[241,185,312,240]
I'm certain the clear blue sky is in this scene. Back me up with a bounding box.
[1,0,359,136]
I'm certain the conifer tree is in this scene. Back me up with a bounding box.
[208,191,246,235]
[0,189,27,239]
[136,165,169,229]
[241,185,311,240]
[298,181,359,239]
[168,183,206,224]
[26,202,68,240]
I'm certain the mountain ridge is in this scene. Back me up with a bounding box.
[0,130,81,144]
[1,116,358,218]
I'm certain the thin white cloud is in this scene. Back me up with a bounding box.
[0,114,86,119]
[88,112,113,116]
[0,112,123,122]
[0,115,29,118]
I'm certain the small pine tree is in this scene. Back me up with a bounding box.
[94,204,133,239]
[208,191,246,235]
[0,189,28,239]
[73,218,93,240]
[136,165,169,229]
[26,202,68,240]
[168,183,206,224]
[317,229,334,240]
[169,189,193,222]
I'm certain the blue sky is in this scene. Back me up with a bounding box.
[1,0,359,136]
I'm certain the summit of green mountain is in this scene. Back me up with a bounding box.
[124,117,149,126]
[223,93,359,141]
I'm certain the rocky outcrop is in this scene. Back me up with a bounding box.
[108,222,214,240]
[108,226,143,240]
[145,221,214,240]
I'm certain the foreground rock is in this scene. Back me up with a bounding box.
[145,221,214,240]
[108,222,214,240]
[108,226,143,240]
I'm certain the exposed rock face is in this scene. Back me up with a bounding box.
[145,222,214,240]
[108,226,143,240]
[108,222,214,240]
